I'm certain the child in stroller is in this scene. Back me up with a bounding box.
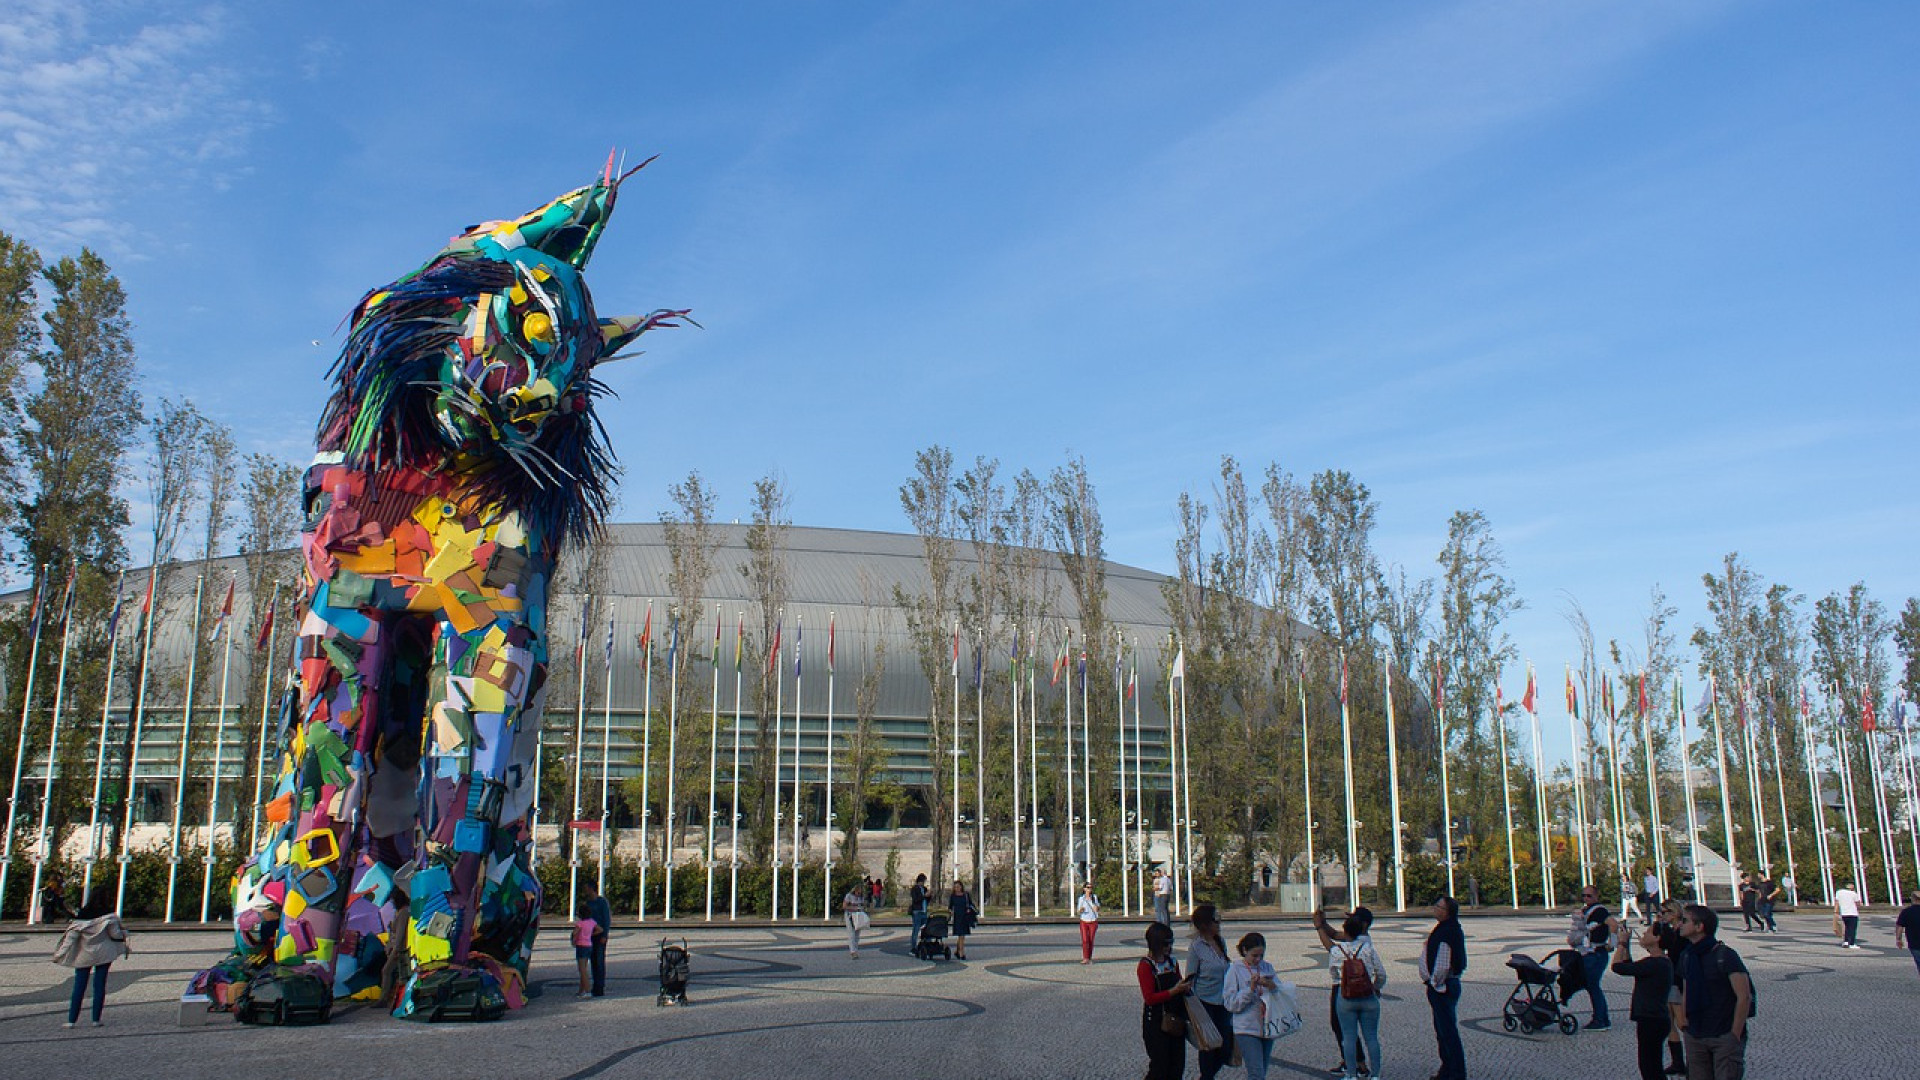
[1502,949,1586,1035]
[658,938,690,1006]
[913,913,954,960]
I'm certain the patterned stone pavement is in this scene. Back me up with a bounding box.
[0,910,1913,1078]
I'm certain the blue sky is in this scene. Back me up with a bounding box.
[1,1,1914,752]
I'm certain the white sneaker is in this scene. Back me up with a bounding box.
[63,1022,74,1029]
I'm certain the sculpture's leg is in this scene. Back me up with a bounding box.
[400,498,549,1018]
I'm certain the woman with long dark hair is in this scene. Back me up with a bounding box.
[1138,921,1194,1080]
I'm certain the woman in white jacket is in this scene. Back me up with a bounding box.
[53,896,131,1028]
[1223,932,1294,1080]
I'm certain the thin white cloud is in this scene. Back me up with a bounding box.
[0,1,270,256]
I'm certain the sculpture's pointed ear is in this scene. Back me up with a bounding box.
[598,309,695,361]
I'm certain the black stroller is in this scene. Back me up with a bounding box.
[912,913,954,961]
[657,937,690,1006]
[1501,950,1584,1035]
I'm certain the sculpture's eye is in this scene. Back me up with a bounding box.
[522,311,555,347]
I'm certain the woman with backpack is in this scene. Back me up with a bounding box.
[52,895,131,1028]
[1327,911,1387,1080]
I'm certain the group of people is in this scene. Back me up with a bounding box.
[858,873,976,959]
[1736,874,1785,934]
[1138,899,1469,1080]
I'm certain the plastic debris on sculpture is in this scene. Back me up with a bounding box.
[190,155,686,1023]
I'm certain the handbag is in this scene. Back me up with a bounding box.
[1260,983,1304,1040]
[1831,913,1843,938]
[1183,994,1222,1051]
[851,910,871,932]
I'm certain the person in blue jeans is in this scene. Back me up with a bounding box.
[1420,896,1468,1080]
[909,873,930,948]
[1570,883,1616,1030]
[54,895,131,1028]
[1327,912,1386,1080]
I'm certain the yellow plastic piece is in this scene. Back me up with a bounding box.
[294,828,340,867]
[412,933,452,965]
[283,890,307,921]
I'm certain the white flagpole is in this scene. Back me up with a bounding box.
[1079,645,1091,897]
[1115,634,1129,917]
[1010,630,1022,918]
[600,609,616,897]
[1178,645,1195,914]
[1166,643,1181,917]
[28,578,78,923]
[1675,680,1703,902]
[1301,674,1317,907]
[2,567,52,920]
[665,613,681,919]
[823,613,836,924]
[83,586,128,902]
[247,585,282,855]
[790,616,803,921]
[116,567,161,912]
[770,618,783,921]
[1028,632,1040,914]
[1131,642,1146,912]
[637,601,655,921]
[1898,719,1920,890]
[706,613,719,921]
[1768,719,1796,904]
[1435,664,1454,899]
[1524,664,1551,909]
[1062,629,1077,899]
[1564,671,1591,888]
[1707,678,1740,902]
[163,572,208,923]
[198,586,238,922]
[1638,675,1667,902]
[976,632,986,906]
[730,612,744,920]
[1832,686,1867,899]
[1745,693,1771,879]
[1800,690,1833,904]
[1603,679,1629,887]
[568,599,591,916]
[1386,662,1405,912]
[951,622,962,890]
[1495,683,1518,909]
[1866,725,1899,903]
[1339,650,1358,906]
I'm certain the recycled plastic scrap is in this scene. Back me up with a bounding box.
[191,156,687,1022]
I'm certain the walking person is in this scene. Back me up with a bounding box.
[909,873,931,948]
[1569,882,1617,1031]
[1614,921,1679,1080]
[1420,896,1468,1080]
[1833,880,1863,948]
[1314,906,1375,1076]
[1737,875,1760,933]
[1621,871,1643,924]
[1077,881,1101,964]
[1153,865,1173,925]
[948,879,977,959]
[842,880,869,957]
[1894,893,1920,977]
[582,880,613,997]
[1186,903,1237,1080]
[1675,904,1752,1080]
[1139,921,1196,1080]
[52,895,130,1028]
[1756,877,1779,934]
[1643,868,1662,926]
[1224,931,1297,1080]
[1327,911,1387,1080]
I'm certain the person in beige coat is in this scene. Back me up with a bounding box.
[53,896,131,1028]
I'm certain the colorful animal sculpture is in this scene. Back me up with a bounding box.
[194,159,684,1020]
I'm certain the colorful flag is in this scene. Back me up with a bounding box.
[1339,653,1348,704]
[1638,672,1650,718]
[972,638,982,688]
[1860,688,1876,732]
[25,574,46,640]
[1521,667,1536,713]
[1564,668,1578,717]
[105,579,126,643]
[767,619,782,675]
[207,576,235,642]
[575,600,591,663]
[1432,655,1445,714]
[1171,646,1186,686]
[667,615,679,671]
[1892,699,1909,732]
[1496,683,1504,718]
[827,614,836,675]
[1798,683,1810,721]
[951,626,960,679]
[140,571,155,618]
[254,594,275,651]
[795,618,804,678]
[1126,654,1137,700]
[638,603,653,653]
[605,611,616,669]
[712,611,721,666]
[735,613,745,672]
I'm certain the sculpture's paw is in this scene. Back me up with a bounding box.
[395,962,511,1023]
[187,951,266,1013]
[233,964,334,1026]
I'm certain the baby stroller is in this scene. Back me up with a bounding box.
[912,913,954,961]
[1501,950,1584,1035]
[657,937,690,1006]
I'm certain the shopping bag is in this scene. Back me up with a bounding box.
[851,911,871,932]
[1261,983,1304,1040]
[1184,994,1222,1051]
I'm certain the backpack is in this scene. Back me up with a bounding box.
[1338,943,1375,999]
[1708,942,1755,1019]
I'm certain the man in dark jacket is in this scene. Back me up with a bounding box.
[1419,897,1468,1080]
[1677,904,1752,1080]
[582,881,613,997]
